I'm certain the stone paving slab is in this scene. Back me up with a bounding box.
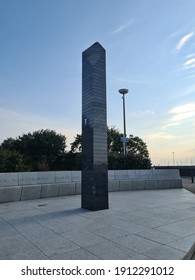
[0,188,195,260]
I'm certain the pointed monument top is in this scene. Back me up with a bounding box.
[83,42,105,54]
[92,42,103,47]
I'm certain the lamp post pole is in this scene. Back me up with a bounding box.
[118,88,128,156]
[172,152,175,166]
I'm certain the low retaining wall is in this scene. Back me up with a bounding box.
[0,169,182,203]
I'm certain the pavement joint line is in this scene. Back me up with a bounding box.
[0,216,49,259]
[183,242,195,260]
[135,231,182,246]
[34,218,106,259]
[0,188,195,260]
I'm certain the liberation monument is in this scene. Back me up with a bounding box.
[81,42,109,211]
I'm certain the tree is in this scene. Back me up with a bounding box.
[1,137,17,151]
[71,126,150,156]
[52,151,81,171]
[1,129,67,171]
[107,126,123,153]
[0,127,151,171]
[70,126,152,169]
[108,153,151,170]
[70,126,124,154]
[0,146,26,172]
[108,127,152,169]
[71,134,82,153]
[127,135,150,159]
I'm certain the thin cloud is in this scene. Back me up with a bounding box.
[185,53,195,59]
[112,20,134,34]
[146,132,174,142]
[169,103,195,114]
[184,58,195,68]
[176,32,194,50]
[164,103,195,127]
[163,122,180,128]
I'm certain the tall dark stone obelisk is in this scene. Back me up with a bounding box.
[81,42,109,211]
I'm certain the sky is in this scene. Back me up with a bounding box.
[0,0,195,166]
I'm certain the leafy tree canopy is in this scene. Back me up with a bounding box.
[71,134,82,153]
[0,146,26,172]
[1,129,66,171]
[0,127,151,171]
[70,126,152,169]
[71,126,150,158]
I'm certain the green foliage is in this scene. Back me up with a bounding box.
[127,135,150,159]
[0,129,66,171]
[70,126,152,169]
[0,127,151,172]
[107,126,150,160]
[51,152,81,171]
[107,126,123,153]
[108,153,151,170]
[71,134,82,153]
[0,146,27,172]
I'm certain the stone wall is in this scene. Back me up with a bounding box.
[0,169,182,203]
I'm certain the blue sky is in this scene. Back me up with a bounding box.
[0,0,195,166]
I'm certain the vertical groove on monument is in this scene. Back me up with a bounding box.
[81,42,109,211]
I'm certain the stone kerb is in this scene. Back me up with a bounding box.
[21,185,41,200]
[0,171,82,186]
[0,186,22,203]
[41,184,60,198]
[132,180,146,190]
[71,171,81,195]
[108,170,115,180]
[114,170,129,180]
[19,172,38,185]
[71,171,81,182]
[152,169,180,179]
[37,171,56,185]
[170,179,182,188]
[55,171,72,183]
[0,169,182,203]
[0,173,18,187]
[108,181,119,192]
[129,170,153,180]
[0,171,81,202]
[108,169,181,192]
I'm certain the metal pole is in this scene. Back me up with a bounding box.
[172,152,175,166]
[118,88,128,156]
[122,94,126,156]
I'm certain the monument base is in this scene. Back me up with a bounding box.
[81,169,109,211]
[81,195,109,211]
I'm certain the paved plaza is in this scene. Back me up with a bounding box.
[0,187,195,260]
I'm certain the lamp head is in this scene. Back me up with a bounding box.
[118,88,128,95]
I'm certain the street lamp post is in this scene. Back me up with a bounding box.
[118,88,128,155]
[172,152,175,166]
